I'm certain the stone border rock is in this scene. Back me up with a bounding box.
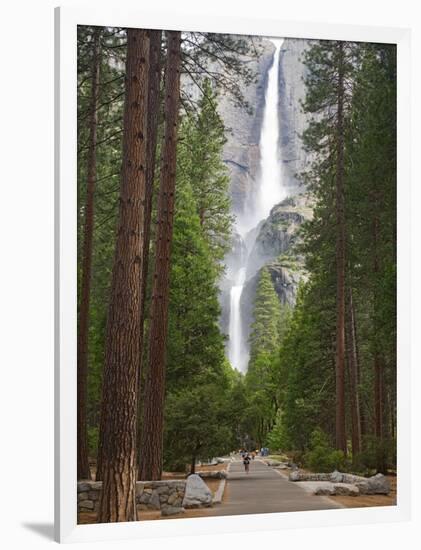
[212,457,232,504]
[197,470,228,479]
[296,481,360,496]
[212,479,226,504]
[182,474,213,508]
[289,470,390,495]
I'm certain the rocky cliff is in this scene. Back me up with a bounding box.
[217,39,275,215]
[246,194,312,280]
[239,194,312,346]
[278,38,314,194]
[218,37,313,214]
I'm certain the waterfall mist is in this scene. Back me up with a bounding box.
[226,38,287,373]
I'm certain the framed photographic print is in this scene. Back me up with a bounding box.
[55,5,411,543]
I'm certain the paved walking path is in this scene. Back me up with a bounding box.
[206,459,342,516]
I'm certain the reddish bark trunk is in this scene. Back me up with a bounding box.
[346,286,361,458]
[372,213,384,443]
[97,29,149,523]
[139,31,181,481]
[190,456,196,475]
[136,30,162,478]
[77,27,101,481]
[374,355,384,439]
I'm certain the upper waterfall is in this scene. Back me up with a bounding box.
[236,38,285,239]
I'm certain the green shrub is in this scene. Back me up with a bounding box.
[304,428,345,472]
[266,409,289,451]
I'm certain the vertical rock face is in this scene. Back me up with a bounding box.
[218,37,314,213]
[247,195,313,280]
[278,38,314,195]
[239,194,312,347]
[217,39,275,215]
[181,37,275,215]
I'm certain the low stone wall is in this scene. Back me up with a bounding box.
[77,480,186,515]
[137,480,186,515]
[77,481,102,513]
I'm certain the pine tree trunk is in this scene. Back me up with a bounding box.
[136,29,162,479]
[372,213,384,443]
[77,28,101,481]
[388,386,396,440]
[335,42,347,454]
[96,29,149,523]
[374,353,384,440]
[190,456,196,475]
[139,31,181,482]
[353,310,367,446]
[346,286,361,458]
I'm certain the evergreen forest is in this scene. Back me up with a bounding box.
[77,27,396,523]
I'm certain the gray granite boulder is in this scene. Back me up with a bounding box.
[289,471,332,482]
[182,474,213,508]
[341,473,390,495]
[333,483,360,496]
[330,470,344,483]
[367,473,390,495]
[298,481,359,496]
[310,482,336,496]
[291,470,390,495]
[289,470,301,481]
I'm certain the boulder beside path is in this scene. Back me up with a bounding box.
[289,470,390,495]
[182,474,213,508]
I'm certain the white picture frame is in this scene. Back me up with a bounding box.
[55,5,411,543]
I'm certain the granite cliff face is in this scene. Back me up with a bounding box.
[218,37,313,214]
[239,194,312,346]
[218,39,313,343]
[246,194,312,280]
[217,39,275,215]
[278,38,313,195]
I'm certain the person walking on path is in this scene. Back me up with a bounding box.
[243,453,251,474]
